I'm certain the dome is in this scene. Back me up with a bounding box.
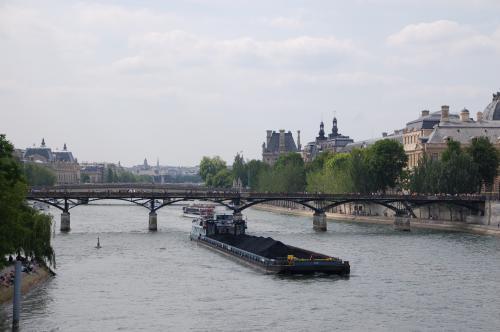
[482,92,500,121]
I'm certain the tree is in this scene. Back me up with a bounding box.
[408,156,443,194]
[210,168,233,188]
[0,134,54,267]
[246,159,269,190]
[439,140,480,194]
[365,139,408,192]
[199,156,227,184]
[24,163,57,186]
[466,137,500,191]
[258,153,306,192]
[232,153,247,186]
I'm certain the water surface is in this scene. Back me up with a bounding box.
[2,202,500,331]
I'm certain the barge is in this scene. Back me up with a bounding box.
[190,213,350,275]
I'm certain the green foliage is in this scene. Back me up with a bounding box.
[210,168,233,188]
[409,140,481,194]
[365,139,408,192]
[24,163,57,186]
[232,153,247,186]
[199,156,227,183]
[258,153,306,192]
[246,159,269,190]
[0,134,55,268]
[466,137,500,190]
[306,140,407,194]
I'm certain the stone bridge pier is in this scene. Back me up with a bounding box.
[60,211,71,232]
[313,211,327,231]
[394,213,411,231]
[60,199,71,232]
[148,211,157,231]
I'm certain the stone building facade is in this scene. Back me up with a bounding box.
[23,139,81,184]
[262,130,300,165]
[404,93,500,168]
[402,92,500,191]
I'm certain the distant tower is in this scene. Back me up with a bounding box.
[144,158,148,167]
[63,143,67,151]
[297,130,301,151]
[156,158,160,169]
[41,138,46,147]
[332,117,338,137]
[317,122,326,140]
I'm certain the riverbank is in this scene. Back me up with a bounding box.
[0,264,53,305]
[252,204,500,237]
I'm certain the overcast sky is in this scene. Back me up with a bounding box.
[1,0,499,166]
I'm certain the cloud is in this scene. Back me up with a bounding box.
[267,17,304,30]
[126,31,362,70]
[386,20,500,65]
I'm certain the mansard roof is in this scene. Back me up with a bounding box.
[54,151,75,162]
[24,147,53,162]
[406,111,459,130]
[426,119,500,144]
[266,131,297,153]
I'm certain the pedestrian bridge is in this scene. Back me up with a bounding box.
[27,184,488,232]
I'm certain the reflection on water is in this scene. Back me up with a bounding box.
[1,201,500,331]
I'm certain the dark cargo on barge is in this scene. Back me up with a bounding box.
[190,213,350,275]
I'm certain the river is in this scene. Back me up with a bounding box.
[1,202,500,331]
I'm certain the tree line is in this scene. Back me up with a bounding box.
[0,134,55,268]
[199,137,499,195]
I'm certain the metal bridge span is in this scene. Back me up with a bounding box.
[27,184,486,232]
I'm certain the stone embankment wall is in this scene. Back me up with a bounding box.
[252,201,500,237]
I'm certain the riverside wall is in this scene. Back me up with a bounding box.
[251,203,500,237]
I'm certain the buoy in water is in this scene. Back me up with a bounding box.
[95,236,101,249]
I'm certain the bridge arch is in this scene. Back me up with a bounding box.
[234,198,321,213]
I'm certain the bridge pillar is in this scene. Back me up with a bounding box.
[233,211,243,221]
[148,211,158,231]
[60,211,70,232]
[313,211,327,231]
[394,214,411,231]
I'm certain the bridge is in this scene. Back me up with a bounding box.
[27,184,487,232]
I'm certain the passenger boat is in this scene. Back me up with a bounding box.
[182,204,215,218]
[190,213,350,275]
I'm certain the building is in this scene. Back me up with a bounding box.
[342,130,403,153]
[404,93,500,169]
[23,139,80,184]
[303,117,354,161]
[262,130,300,165]
[80,163,105,183]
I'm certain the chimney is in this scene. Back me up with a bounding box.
[266,130,272,147]
[441,105,449,122]
[279,129,285,152]
[421,110,430,117]
[477,111,483,122]
[460,108,469,122]
[297,130,301,151]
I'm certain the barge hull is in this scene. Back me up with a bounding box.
[192,236,349,275]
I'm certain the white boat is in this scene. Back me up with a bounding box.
[182,204,215,218]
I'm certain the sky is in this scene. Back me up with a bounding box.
[1,0,500,166]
